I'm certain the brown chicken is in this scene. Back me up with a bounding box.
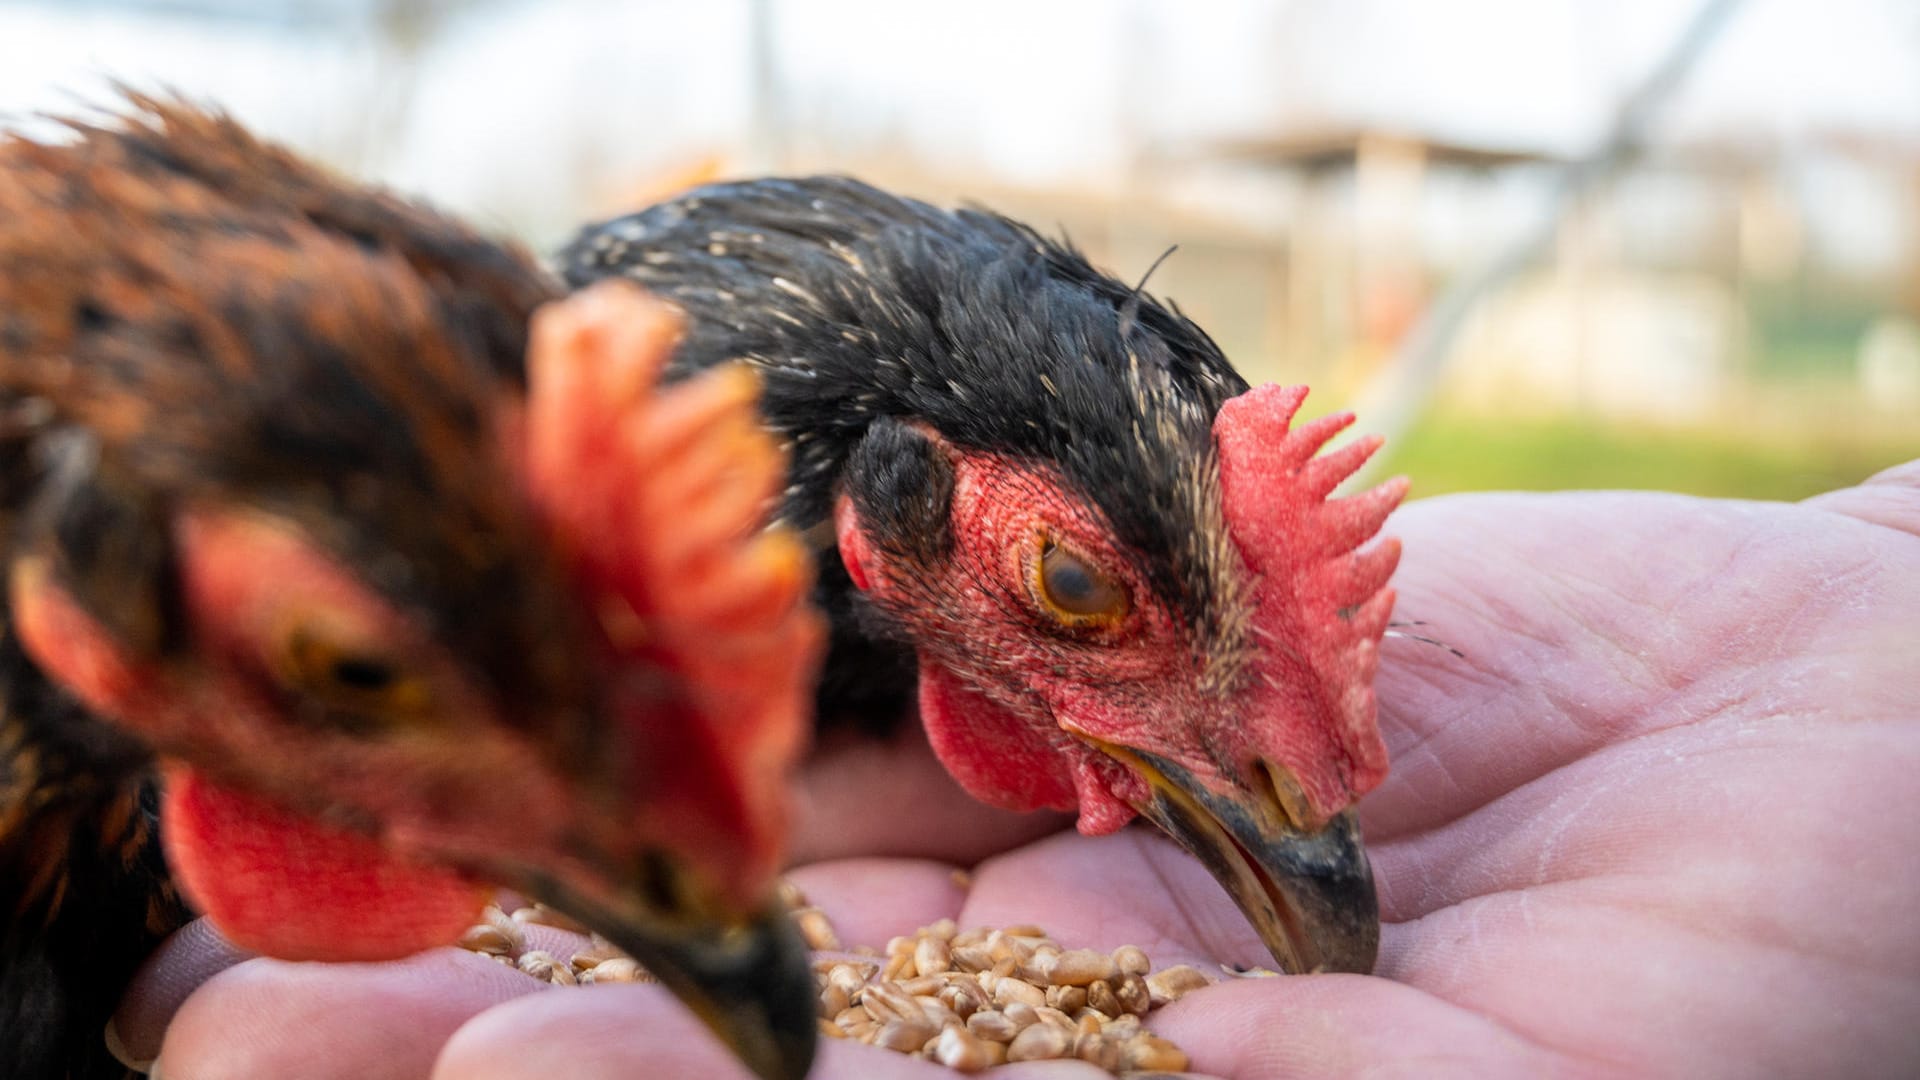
[0,98,821,1080]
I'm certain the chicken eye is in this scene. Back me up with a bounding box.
[1034,539,1129,626]
[279,625,432,718]
[327,655,397,692]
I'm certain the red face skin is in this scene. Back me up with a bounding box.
[12,513,572,958]
[10,504,782,959]
[838,383,1405,839]
[9,286,822,964]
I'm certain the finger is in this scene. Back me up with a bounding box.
[110,913,590,1070]
[786,856,968,948]
[513,923,595,962]
[1146,976,1563,1078]
[793,722,1069,865]
[435,983,1117,1079]
[109,918,254,1068]
[1801,457,1920,537]
[154,947,549,1080]
[961,829,1268,973]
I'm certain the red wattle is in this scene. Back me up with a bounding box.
[161,767,488,962]
[918,662,1077,815]
[1065,755,1140,836]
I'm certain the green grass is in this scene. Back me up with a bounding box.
[1379,413,1919,501]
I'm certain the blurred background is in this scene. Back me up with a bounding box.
[2,0,1916,498]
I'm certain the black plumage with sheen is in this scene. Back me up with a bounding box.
[559,177,1253,730]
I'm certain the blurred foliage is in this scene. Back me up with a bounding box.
[1747,283,1891,377]
[1382,410,1918,501]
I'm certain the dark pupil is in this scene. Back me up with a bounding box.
[330,656,396,692]
[1043,545,1118,616]
[1048,560,1095,603]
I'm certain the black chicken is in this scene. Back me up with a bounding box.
[561,177,1406,977]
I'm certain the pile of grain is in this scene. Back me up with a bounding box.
[459,890,1216,1076]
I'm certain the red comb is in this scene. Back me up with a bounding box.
[522,282,822,903]
[1214,384,1407,824]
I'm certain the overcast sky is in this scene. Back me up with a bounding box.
[1,0,1914,240]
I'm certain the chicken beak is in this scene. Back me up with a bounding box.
[1100,743,1379,975]
[522,865,816,1080]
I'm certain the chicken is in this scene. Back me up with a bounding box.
[560,177,1406,976]
[0,100,822,1080]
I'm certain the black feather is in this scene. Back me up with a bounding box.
[1,647,177,1080]
[844,418,954,566]
[560,177,1251,727]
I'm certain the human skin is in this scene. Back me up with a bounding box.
[111,462,1920,1079]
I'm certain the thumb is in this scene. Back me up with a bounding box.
[1801,458,1920,538]
[108,918,252,1071]
[1146,976,1561,1077]
[109,916,554,1080]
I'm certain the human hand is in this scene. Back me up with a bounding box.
[113,463,1920,1078]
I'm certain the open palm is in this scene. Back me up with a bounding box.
[119,463,1920,1079]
